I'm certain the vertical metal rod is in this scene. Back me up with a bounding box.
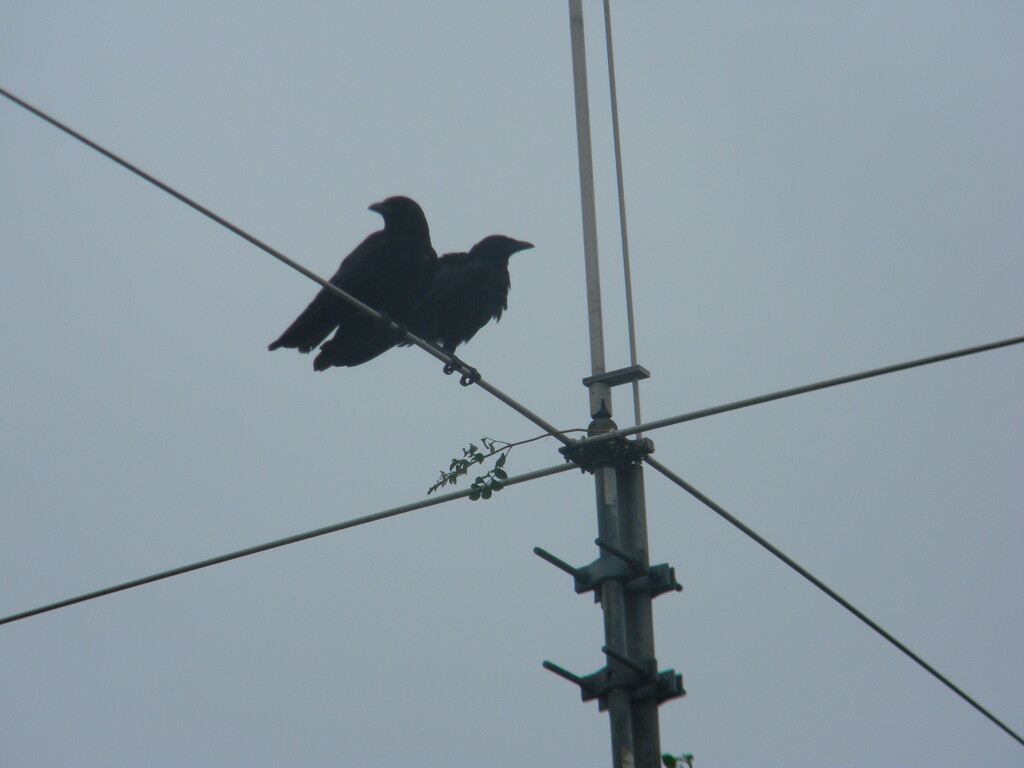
[569,3,630,766]
[602,0,643,433]
[594,462,636,765]
[568,0,611,420]
[618,461,660,766]
[569,4,663,767]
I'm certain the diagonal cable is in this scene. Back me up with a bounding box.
[643,455,1024,749]
[0,463,574,627]
[0,85,570,446]
[576,335,1024,448]
[602,0,643,431]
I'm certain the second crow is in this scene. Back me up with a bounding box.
[404,234,534,354]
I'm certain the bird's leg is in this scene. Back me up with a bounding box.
[442,352,480,386]
[441,345,459,375]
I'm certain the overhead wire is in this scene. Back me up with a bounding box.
[0,463,574,627]
[643,455,1024,749]
[0,85,571,447]
[575,334,1024,447]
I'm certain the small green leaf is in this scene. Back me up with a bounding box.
[662,757,677,768]
[493,468,508,480]
[494,452,507,469]
[481,487,492,499]
[469,489,481,501]
[489,479,503,491]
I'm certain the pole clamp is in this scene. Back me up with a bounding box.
[534,538,682,600]
[543,647,685,710]
[560,434,654,473]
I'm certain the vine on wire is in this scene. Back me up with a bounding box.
[427,428,592,500]
[428,436,511,500]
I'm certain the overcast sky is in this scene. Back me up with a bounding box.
[2,2,1022,766]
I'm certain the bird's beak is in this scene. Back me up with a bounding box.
[511,240,535,254]
[368,201,387,215]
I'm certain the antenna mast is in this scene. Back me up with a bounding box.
[536,4,684,767]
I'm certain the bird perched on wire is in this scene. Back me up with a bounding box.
[403,234,534,354]
[268,196,437,370]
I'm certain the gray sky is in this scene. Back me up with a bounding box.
[2,2,1022,766]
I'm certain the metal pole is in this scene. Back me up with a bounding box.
[618,461,660,766]
[568,2,630,764]
[568,3,663,766]
[594,460,637,765]
[568,0,611,420]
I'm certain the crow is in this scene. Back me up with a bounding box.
[403,235,534,354]
[268,196,436,370]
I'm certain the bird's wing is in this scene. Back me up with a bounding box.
[304,232,436,369]
[268,231,395,353]
[335,232,432,316]
[424,252,485,302]
[403,252,511,352]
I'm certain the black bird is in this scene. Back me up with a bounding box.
[268,196,436,371]
[403,235,534,354]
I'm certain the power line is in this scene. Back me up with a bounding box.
[0,463,574,627]
[575,334,1024,448]
[0,85,571,448]
[643,455,1024,749]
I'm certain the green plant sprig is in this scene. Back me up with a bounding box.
[427,429,595,499]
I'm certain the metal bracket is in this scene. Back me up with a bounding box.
[582,364,650,389]
[631,562,684,600]
[560,434,655,474]
[543,646,685,711]
[534,538,682,599]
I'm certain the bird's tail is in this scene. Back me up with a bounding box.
[313,327,402,371]
[268,295,343,353]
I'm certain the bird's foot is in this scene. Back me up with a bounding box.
[442,356,480,386]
